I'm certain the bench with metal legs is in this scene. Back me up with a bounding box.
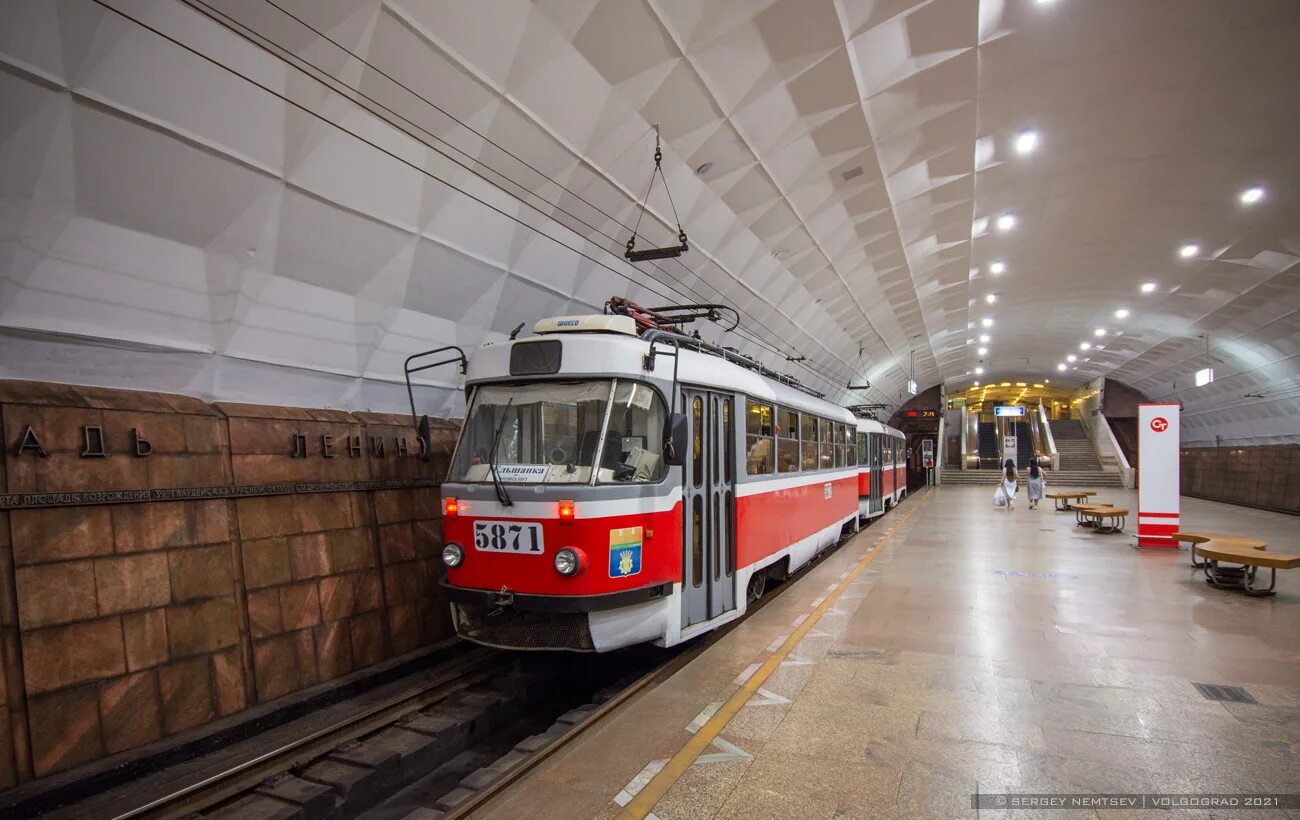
[1182,535,1299,599]
[1074,504,1124,533]
[1205,560,1279,597]
[1048,491,1096,512]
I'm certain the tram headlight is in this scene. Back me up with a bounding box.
[554,547,583,576]
[442,543,464,568]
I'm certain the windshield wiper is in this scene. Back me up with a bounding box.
[487,398,514,507]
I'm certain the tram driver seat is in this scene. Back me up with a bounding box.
[576,430,659,481]
[577,430,623,470]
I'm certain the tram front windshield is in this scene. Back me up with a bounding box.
[448,380,667,485]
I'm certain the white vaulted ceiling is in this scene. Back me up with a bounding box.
[1,0,1298,443]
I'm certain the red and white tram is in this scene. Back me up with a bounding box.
[855,418,907,521]
[434,307,905,652]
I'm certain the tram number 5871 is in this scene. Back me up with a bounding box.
[472,520,545,553]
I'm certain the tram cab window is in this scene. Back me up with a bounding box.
[448,380,665,485]
[800,413,819,471]
[819,419,833,470]
[598,382,667,483]
[450,381,610,485]
[745,400,775,475]
[777,408,800,473]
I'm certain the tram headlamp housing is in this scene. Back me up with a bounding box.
[554,547,584,576]
[442,543,464,568]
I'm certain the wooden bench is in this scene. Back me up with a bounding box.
[1170,531,1262,570]
[1074,504,1127,534]
[1188,537,1299,597]
[1073,502,1112,527]
[1047,491,1096,511]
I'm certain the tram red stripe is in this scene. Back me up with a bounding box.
[736,476,856,569]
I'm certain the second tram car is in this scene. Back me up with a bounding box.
[855,418,907,520]
[434,306,907,652]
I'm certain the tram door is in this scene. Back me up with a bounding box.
[869,433,884,516]
[682,390,736,627]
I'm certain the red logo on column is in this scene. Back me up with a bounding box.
[1150,417,1169,432]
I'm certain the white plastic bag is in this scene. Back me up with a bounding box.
[993,485,1007,507]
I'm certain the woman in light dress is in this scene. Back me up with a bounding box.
[1002,458,1018,511]
[1026,459,1046,510]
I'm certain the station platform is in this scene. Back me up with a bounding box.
[473,486,1300,819]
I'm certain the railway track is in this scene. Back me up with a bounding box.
[397,520,880,818]
[13,518,886,820]
[26,645,504,820]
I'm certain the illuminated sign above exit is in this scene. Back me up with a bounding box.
[994,405,1026,417]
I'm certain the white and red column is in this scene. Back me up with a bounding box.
[1137,403,1180,548]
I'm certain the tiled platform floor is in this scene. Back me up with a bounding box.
[475,487,1300,819]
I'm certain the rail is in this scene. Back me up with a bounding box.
[440,505,888,818]
[86,647,501,820]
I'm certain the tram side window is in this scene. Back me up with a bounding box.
[800,413,819,471]
[845,425,857,466]
[834,423,847,468]
[599,381,668,483]
[819,418,833,470]
[691,396,703,488]
[777,408,800,473]
[745,400,775,476]
[857,432,867,466]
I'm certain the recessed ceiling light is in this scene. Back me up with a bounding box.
[978,347,988,355]
[1239,186,1265,205]
[982,317,994,327]
[974,381,980,387]
[1080,342,1091,350]
[1178,244,1199,258]
[1000,382,1011,387]
[1141,282,1157,293]
[1114,308,1129,319]
[1094,328,1106,337]
[975,367,984,375]
[985,294,997,304]
[966,338,973,345]
[1057,363,1067,371]
[989,261,1006,275]
[996,214,1016,232]
[1045,378,1051,384]
[1067,354,1077,362]
[978,334,990,343]
[1014,130,1039,154]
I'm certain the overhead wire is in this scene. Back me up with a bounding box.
[92,0,888,407]
[204,0,888,404]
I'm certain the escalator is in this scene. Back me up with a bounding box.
[977,422,998,469]
[1015,422,1033,469]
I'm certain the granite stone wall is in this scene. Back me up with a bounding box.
[1181,445,1300,513]
[0,381,458,785]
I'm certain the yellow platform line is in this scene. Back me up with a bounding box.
[618,493,929,818]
